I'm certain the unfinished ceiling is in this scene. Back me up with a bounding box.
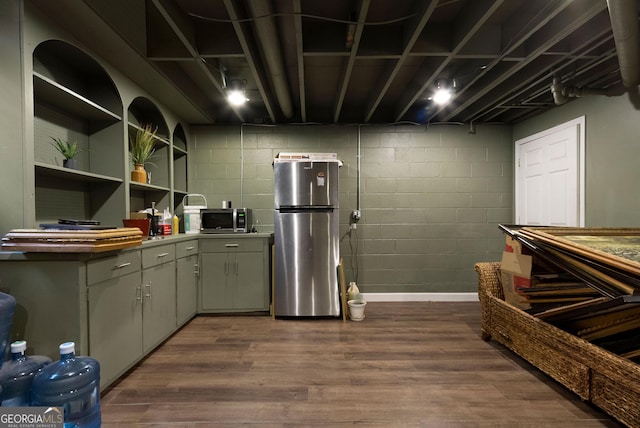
[79,0,638,125]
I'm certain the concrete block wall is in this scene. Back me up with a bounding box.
[191,123,512,294]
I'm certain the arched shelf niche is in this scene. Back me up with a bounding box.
[127,97,171,212]
[172,123,188,198]
[32,39,125,226]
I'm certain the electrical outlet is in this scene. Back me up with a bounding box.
[351,210,361,222]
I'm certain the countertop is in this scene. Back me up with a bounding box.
[0,232,274,261]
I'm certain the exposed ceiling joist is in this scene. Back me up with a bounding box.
[333,0,370,123]
[394,0,505,122]
[364,0,438,122]
[65,0,632,126]
[441,0,609,122]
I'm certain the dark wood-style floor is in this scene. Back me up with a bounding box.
[100,302,622,427]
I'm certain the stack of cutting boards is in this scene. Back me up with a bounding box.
[1,228,143,253]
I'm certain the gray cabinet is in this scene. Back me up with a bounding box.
[176,240,199,326]
[0,258,89,360]
[87,250,143,388]
[200,236,270,313]
[90,243,179,385]
[141,244,176,353]
[0,234,272,390]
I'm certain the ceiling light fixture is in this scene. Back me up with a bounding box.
[226,79,249,106]
[430,78,457,105]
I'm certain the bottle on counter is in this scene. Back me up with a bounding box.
[31,342,101,428]
[173,214,179,235]
[0,340,51,406]
[162,207,172,235]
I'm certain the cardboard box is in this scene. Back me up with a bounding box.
[500,235,533,310]
[504,235,523,254]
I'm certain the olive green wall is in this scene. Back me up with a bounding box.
[513,94,640,227]
[0,1,26,235]
[191,124,512,293]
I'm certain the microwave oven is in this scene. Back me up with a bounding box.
[200,208,251,233]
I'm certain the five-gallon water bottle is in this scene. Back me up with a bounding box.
[31,342,101,428]
[0,340,52,406]
[0,292,17,368]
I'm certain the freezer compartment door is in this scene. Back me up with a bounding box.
[274,210,340,316]
[274,161,339,208]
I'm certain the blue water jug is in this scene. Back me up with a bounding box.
[0,292,17,368]
[0,340,52,406]
[31,342,101,428]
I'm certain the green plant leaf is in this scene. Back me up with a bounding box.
[129,124,158,167]
[50,137,79,160]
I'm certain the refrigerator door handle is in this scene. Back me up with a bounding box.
[279,205,334,213]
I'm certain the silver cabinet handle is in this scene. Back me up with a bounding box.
[186,246,195,251]
[114,262,131,269]
[225,243,239,248]
[194,263,199,276]
[145,282,152,299]
[136,286,142,303]
[156,252,170,258]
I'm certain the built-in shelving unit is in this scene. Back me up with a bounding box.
[31,40,189,228]
[33,40,125,227]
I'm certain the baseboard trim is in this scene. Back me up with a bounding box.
[360,292,479,302]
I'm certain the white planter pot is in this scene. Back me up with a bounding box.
[347,300,367,321]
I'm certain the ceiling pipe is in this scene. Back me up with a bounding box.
[607,0,640,88]
[550,76,618,105]
[246,0,294,119]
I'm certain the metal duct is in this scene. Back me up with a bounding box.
[607,0,640,88]
[551,76,569,105]
[551,76,611,105]
[247,0,294,118]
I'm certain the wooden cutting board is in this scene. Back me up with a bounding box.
[2,227,143,253]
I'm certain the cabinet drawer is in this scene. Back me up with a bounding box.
[142,244,176,269]
[87,251,141,285]
[176,240,199,259]
[201,238,264,253]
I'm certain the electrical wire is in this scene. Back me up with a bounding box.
[350,226,359,285]
[339,227,360,285]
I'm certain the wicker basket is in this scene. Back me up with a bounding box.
[474,262,502,340]
[475,261,640,428]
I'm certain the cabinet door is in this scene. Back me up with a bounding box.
[88,271,143,388]
[176,254,198,326]
[142,261,176,353]
[200,253,233,311]
[235,252,268,310]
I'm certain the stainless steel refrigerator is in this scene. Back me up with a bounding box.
[273,156,341,317]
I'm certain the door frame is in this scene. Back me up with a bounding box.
[515,116,586,227]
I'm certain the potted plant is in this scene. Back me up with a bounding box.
[129,124,157,183]
[50,137,80,169]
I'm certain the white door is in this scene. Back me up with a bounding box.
[515,117,585,226]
